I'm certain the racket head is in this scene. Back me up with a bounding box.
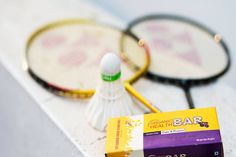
[126,14,230,87]
[25,19,150,98]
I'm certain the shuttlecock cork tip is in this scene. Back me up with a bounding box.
[100,52,121,82]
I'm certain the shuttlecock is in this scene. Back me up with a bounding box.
[86,52,135,131]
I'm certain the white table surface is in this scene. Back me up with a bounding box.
[0,0,235,157]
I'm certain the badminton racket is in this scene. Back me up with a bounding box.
[25,19,160,113]
[125,14,230,109]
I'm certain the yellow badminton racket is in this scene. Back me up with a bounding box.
[25,19,159,113]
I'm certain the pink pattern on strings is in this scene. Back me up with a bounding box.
[146,24,202,66]
[88,47,113,67]
[174,31,193,44]
[146,23,169,33]
[178,49,202,66]
[151,38,172,50]
[174,31,202,66]
[71,32,100,48]
[41,34,66,49]
[59,49,87,68]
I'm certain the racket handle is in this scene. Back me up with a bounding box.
[124,83,160,113]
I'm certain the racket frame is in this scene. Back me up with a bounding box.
[126,14,231,108]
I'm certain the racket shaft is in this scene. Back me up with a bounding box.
[124,83,160,113]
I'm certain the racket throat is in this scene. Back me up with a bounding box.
[182,86,195,109]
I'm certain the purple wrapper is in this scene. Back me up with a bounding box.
[144,130,223,157]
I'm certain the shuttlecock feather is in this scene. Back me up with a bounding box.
[86,52,135,131]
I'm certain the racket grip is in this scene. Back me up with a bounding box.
[124,83,160,113]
